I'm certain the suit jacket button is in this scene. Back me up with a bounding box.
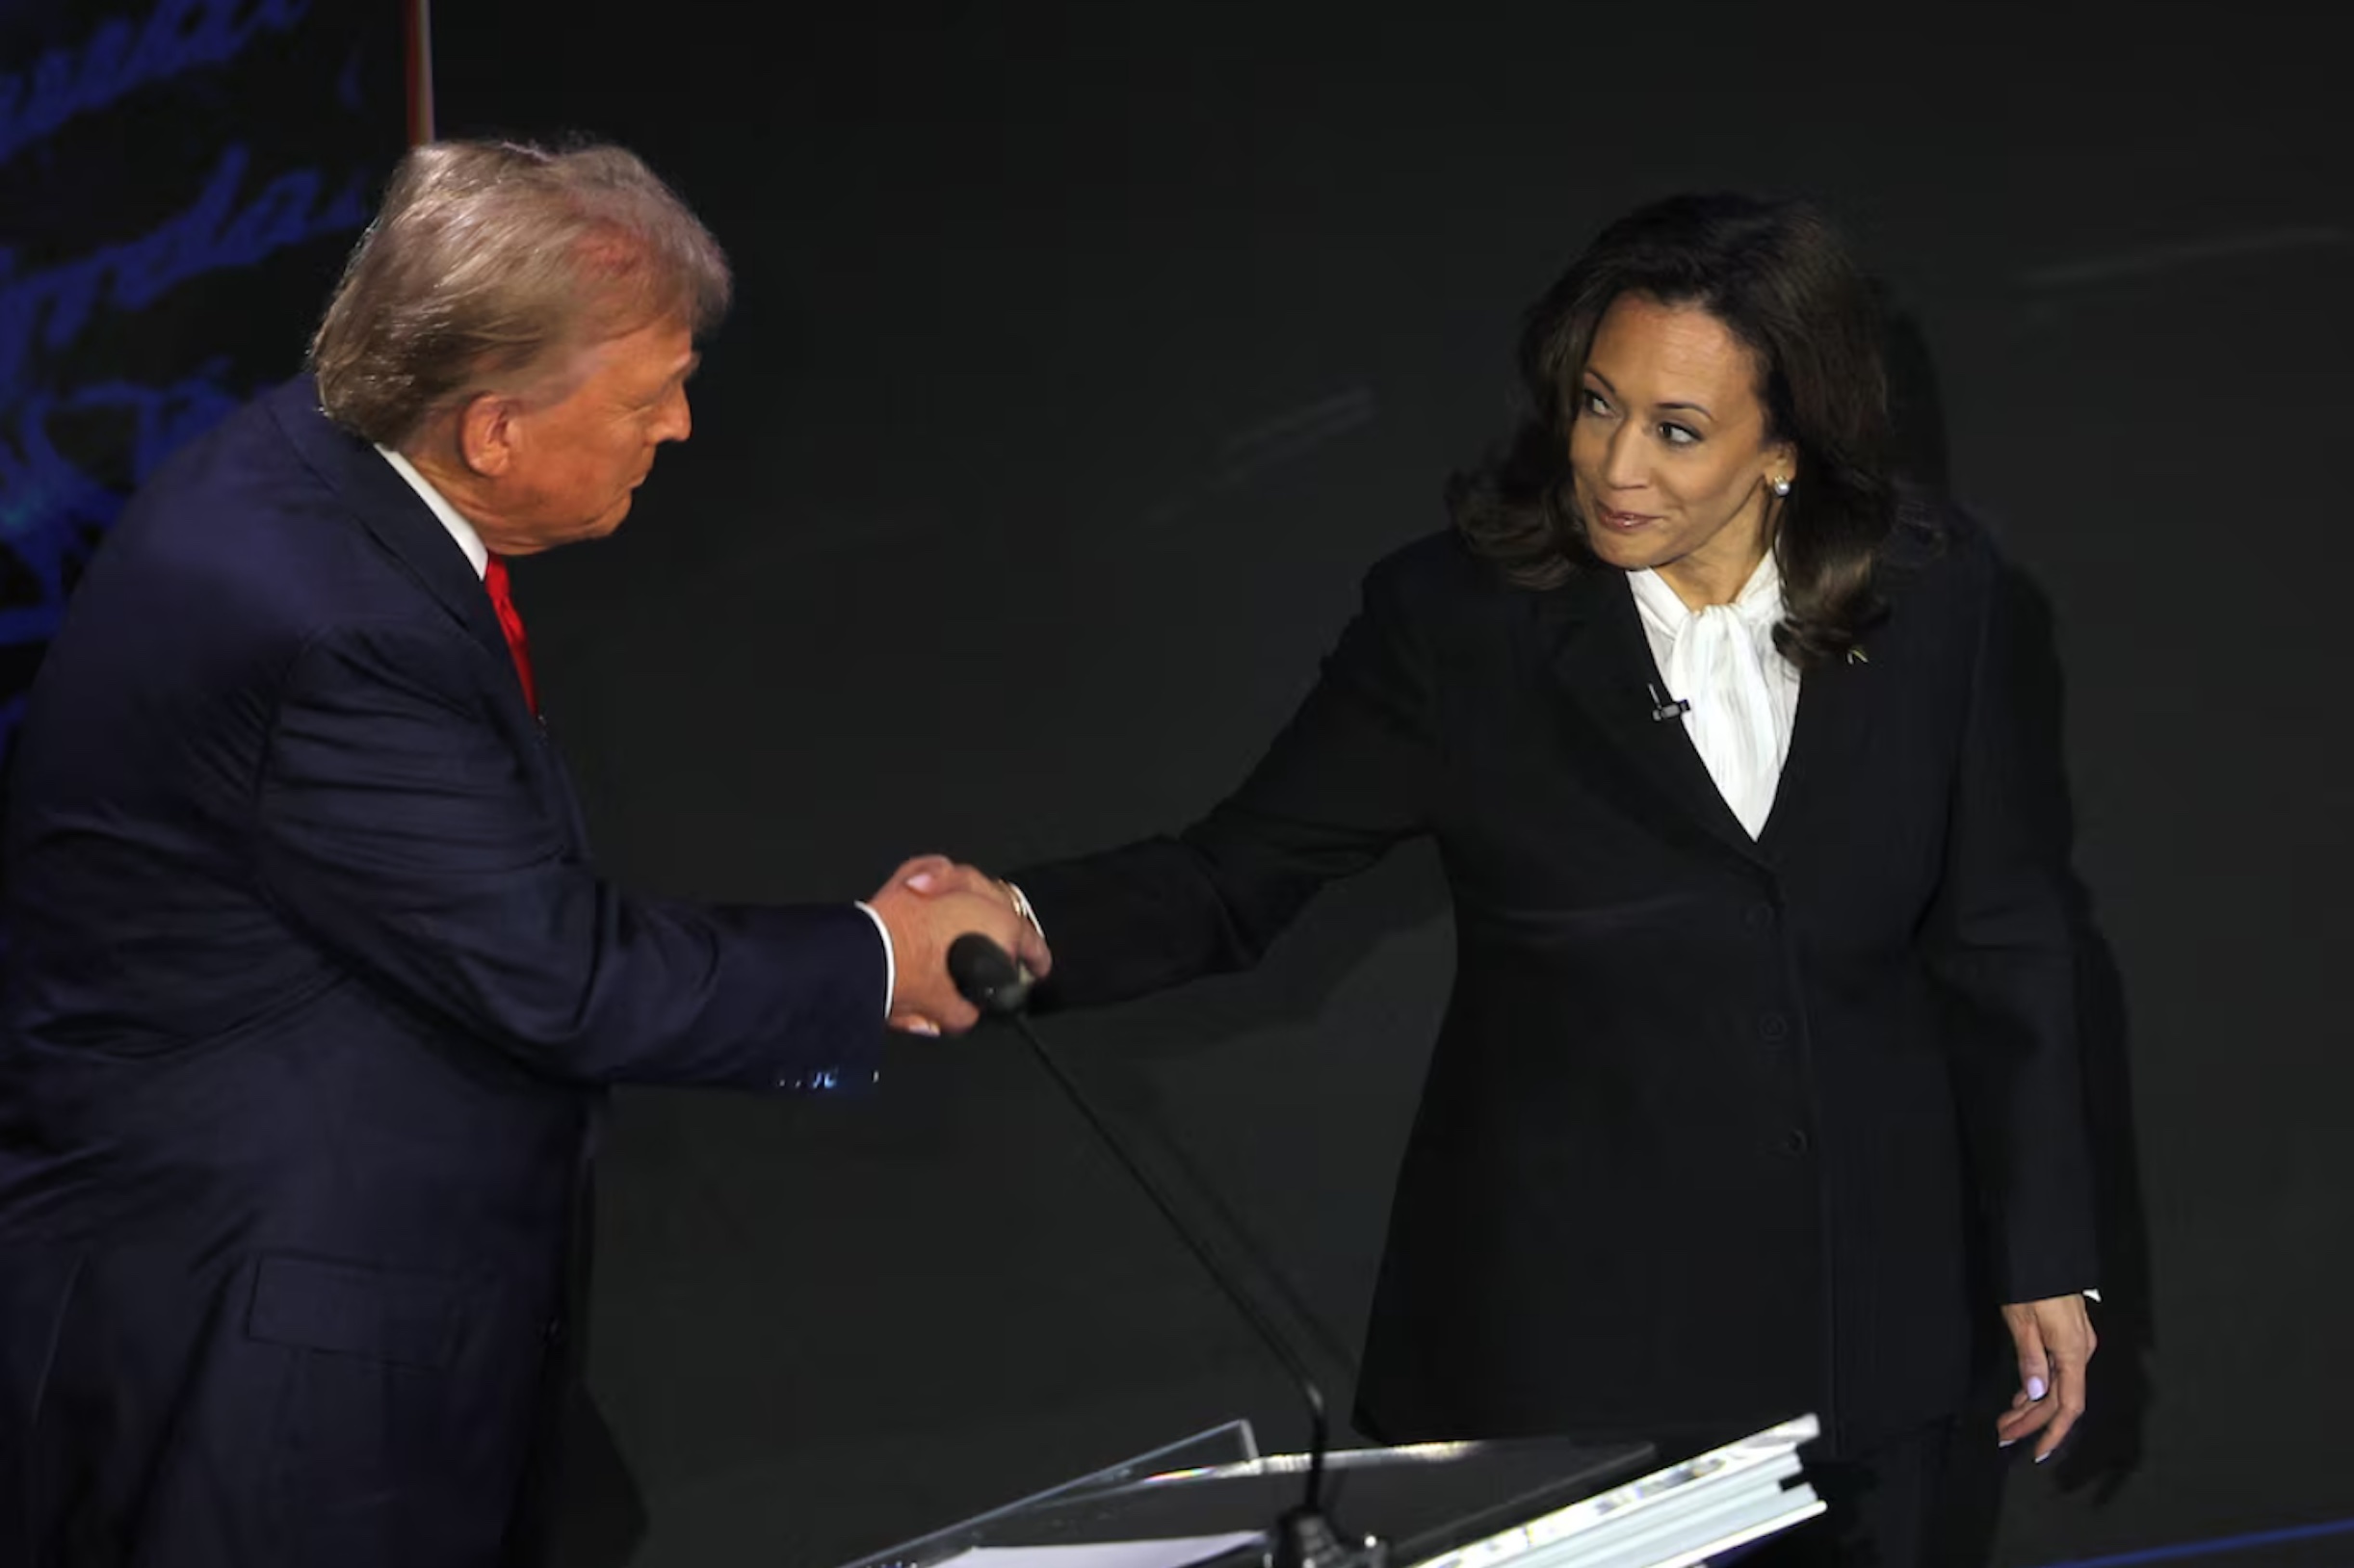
[1760,1012,1790,1043]
[1778,1129,1811,1157]
[1745,902,1777,929]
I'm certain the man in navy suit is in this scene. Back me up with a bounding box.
[0,140,1046,1567]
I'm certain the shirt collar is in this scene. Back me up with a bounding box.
[375,444,490,580]
[1629,548,1785,642]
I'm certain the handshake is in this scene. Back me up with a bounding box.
[865,854,1053,1036]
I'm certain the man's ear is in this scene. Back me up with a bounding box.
[456,392,519,479]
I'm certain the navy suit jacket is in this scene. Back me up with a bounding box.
[0,378,884,1566]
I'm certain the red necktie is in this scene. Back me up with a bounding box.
[483,556,539,715]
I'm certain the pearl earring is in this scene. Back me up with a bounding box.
[1770,476,1792,497]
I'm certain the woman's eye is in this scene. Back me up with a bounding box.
[1582,389,1611,416]
[1659,423,1699,446]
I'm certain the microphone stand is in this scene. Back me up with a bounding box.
[947,935,1381,1568]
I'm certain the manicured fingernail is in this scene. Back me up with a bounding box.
[906,873,936,891]
[2035,1450,2053,1465]
[1999,1439,2016,1449]
[2027,1376,2048,1401]
[908,1020,939,1036]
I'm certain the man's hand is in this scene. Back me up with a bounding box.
[1997,1294,2097,1462]
[866,855,1051,1036]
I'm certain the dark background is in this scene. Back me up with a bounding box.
[19,2,2354,1565]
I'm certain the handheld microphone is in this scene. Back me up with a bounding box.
[946,934,1372,1568]
[946,933,1035,1014]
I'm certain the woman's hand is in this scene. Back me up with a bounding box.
[1997,1294,2097,1461]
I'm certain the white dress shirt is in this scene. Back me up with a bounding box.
[378,443,489,579]
[370,446,899,1020]
[1627,551,1800,839]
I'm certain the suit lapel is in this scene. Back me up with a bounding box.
[266,379,588,851]
[266,378,521,702]
[1528,564,1769,871]
[1757,634,1874,856]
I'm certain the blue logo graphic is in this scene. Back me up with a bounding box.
[0,0,392,751]
[0,0,312,170]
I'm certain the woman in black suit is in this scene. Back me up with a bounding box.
[967,194,2099,1565]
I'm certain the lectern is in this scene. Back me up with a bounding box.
[836,1415,1824,1568]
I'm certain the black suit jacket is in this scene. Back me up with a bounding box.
[1014,515,2097,1452]
[0,379,886,1567]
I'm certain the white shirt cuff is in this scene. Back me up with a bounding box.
[852,902,895,1018]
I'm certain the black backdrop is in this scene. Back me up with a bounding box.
[440,4,2341,1565]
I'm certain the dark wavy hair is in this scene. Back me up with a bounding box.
[1449,194,1896,665]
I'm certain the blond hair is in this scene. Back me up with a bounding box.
[310,139,731,446]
